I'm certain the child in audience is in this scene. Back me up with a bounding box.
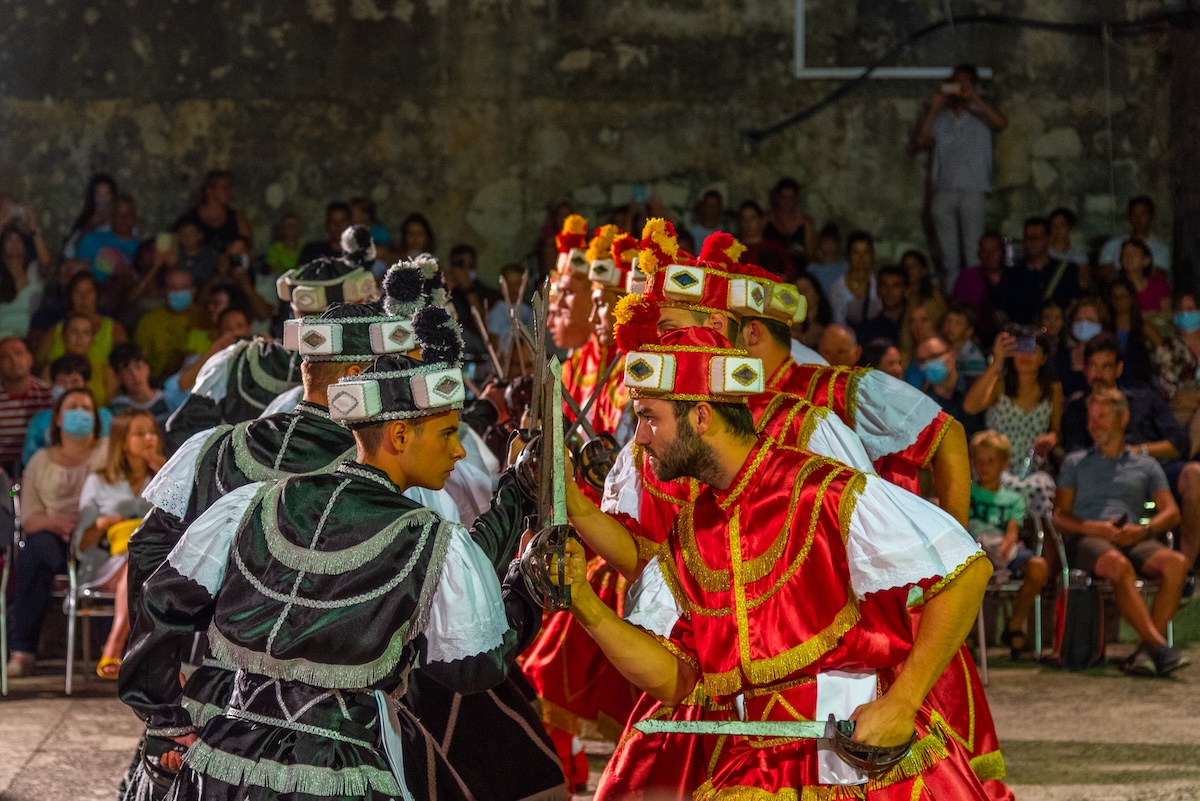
[969,430,1051,659]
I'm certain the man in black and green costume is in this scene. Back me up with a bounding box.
[129,310,544,801]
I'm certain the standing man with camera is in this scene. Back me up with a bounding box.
[911,63,1007,291]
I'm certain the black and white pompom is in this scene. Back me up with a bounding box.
[294,255,352,282]
[340,225,377,267]
[413,304,465,366]
[382,260,426,317]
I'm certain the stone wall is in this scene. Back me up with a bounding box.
[0,0,1173,277]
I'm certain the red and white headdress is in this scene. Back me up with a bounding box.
[555,214,591,279]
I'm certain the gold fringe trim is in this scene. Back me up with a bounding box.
[919,551,987,605]
[970,750,1008,782]
[796,404,825,451]
[843,367,865,430]
[539,698,582,736]
[920,413,956,469]
[647,631,701,672]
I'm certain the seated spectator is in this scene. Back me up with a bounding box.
[172,306,254,398]
[298,201,351,264]
[4,388,107,678]
[688,190,729,247]
[264,212,304,276]
[859,338,905,381]
[901,296,942,369]
[1118,238,1171,321]
[134,267,207,383]
[172,218,220,288]
[349,196,392,248]
[1048,206,1088,268]
[914,335,983,437]
[762,177,816,263]
[76,408,164,679]
[36,271,127,392]
[995,216,1084,326]
[899,248,945,307]
[174,169,254,252]
[23,354,113,465]
[398,212,436,259]
[789,271,830,350]
[0,336,53,476]
[0,225,44,338]
[817,324,861,368]
[43,312,117,405]
[828,231,880,328]
[1153,292,1200,456]
[0,196,51,274]
[1061,334,1200,573]
[941,303,988,387]
[1099,195,1171,276]
[1055,296,1111,401]
[486,263,534,356]
[737,201,793,280]
[108,343,175,425]
[216,237,277,323]
[855,265,908,347]
[1053,387,1189,676]
[968,430,1049,658]
[1107,277,1155,387]
[76,196,139,284]
[1037,299,1065,359]
[444,244,499,365]
[952,230,1006,345]
[806,222,847,294]
[61,173,117,259]
[964,329,1061,518]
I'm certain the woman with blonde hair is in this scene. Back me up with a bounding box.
[76,408,164,678]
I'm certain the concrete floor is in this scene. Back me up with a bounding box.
[2,644,1199,801]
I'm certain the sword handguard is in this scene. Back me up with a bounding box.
[519,524,581,611]
[139,735,189,791]
[828,714,916,775]
[572,432,621,494]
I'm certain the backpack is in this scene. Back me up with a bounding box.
[1054,569,1106,670]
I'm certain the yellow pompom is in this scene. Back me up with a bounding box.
[726,240,747,262]
[562,214,588,236]
[586,224,621,263]
[612,292,642,326]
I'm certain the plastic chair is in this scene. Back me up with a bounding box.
[974,513,1049,686]
[63,505,118,695]
[1,478,18,697]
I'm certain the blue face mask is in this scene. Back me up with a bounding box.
[1072,320,1102,343]
[922,357,949,385]
[167,289,193,312]
[60,408,95,439]
[1175,310,1200,334]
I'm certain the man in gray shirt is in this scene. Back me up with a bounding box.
[911,63,1007,292]
[1053,387,1190,677]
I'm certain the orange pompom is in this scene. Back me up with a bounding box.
[613,293,660,352]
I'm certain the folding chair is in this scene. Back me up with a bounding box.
[1,477,17,697]
[63,505,118,695]
[974,512,1051,686]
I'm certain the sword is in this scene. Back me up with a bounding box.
[565,351,623,441]
[634,717,845,739]
[469,305,504,380]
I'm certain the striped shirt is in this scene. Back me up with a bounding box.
[0,377,53,470]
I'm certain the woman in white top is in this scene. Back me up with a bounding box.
[5,388,107,678]
[828,231,881,328]
[77,408,164,678]
[0,226,43,338]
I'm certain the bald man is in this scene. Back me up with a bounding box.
[818,323,862,367]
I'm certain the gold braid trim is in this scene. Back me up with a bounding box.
[645,630,701,671]
[796,404,825,450]
[539,698,582,736]
[630,388,750,404]
[701,597,860,698]
[657,549,693,618]
[838,472,868,546]
[920,413,956,469]
[693,724,950,801]
[969,750,1008,782]
[919,551,987,605]
[843,366,866,430]
[680,502,730,594]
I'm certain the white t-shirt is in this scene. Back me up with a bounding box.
[828,273,880,328]
[79,473,141,516]
[1099,235,1171,271]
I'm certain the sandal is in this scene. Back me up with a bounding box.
[6,651,35,678]
[1001,629,1028,660]
[96,656,121,680]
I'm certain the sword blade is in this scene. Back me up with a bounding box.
[633,718,832,739]
[538,357,568,527]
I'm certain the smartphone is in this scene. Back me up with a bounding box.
[1114,514,1129,528]
[1014,335,1037,353]
[155,232,176,252]
[941,82,962,96]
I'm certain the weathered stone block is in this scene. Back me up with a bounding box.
[1033,128,1083,159]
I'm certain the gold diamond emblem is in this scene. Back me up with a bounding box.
[671,271,699,289]
[434,376,460,398]
[778,291,797,308]
[751,285,765,306]
[628,358,655,381]
[593,264,609,277]
[388,324,412,345]
[732,364,759,387]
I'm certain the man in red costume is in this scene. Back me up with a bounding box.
[560,324,993,800]
[550,213,596,354]
[592,222,1010,800]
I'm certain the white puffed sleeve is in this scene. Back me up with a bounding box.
[259,385,303,418]
[166,482,263,594]
[791,339,828,367]
[443,459,495,523]
[404,486,462,524]
[423,522,509,664]
[460,425,501,482]
[803,410,874,473]
[601,440,641,519]
[191,342,244,403]
[851,370,945,462]
[845,474,981,597]
[142,427,217,518]
[624,556,682,637]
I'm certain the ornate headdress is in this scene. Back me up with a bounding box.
[613,295,764,403]
[555,214,591,279]
[276,225,380,314]
[328,305,467,425]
